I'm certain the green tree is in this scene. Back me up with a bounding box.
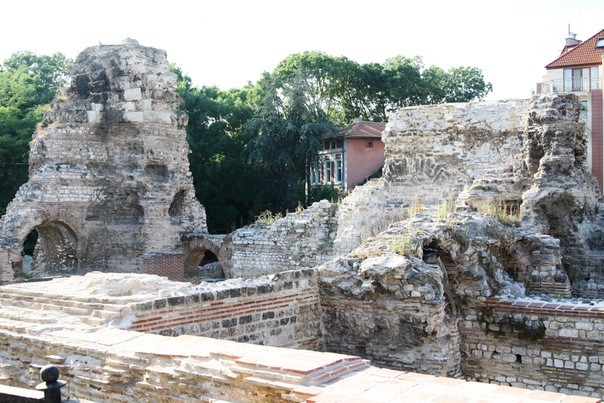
[246,74,335,210]
[441,66,493,103]
[383,55,425,108]
[173,66,261,232]
[0,52,71,216]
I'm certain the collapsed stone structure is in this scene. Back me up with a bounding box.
[0,43,212,283]
[221,94,604,397]
[1,42,604,401]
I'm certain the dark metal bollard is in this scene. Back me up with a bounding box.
[35,365,66,403]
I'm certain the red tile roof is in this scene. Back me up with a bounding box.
[546,29,604,69]
[340,121,386,139]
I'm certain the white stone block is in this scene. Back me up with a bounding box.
[90,103,104,112]
[559,328,579,338]
[124,111,144,123]
[144,110,173,124]
[124,87,142,101]
[87,111,101,123]
[575,322,593,331]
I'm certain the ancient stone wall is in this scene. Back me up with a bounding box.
[384,100,530,202]
[335,95,603,297]
[0,43,208,283]
[318,93,604,398]
[4,326,590,403]
[127,269,323,349]
[0,326,361,402]
[222,200,338,278]
[463,297,604,397]
[333,100,531,258]
[319,255,460,376]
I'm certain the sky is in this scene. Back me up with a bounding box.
[1,0,602,100]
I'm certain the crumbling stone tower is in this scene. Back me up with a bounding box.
[0,42,208,283]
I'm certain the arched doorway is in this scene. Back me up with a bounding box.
[183,249,223,283]
[21,221,79,277]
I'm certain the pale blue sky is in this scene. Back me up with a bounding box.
[1,0,602,100]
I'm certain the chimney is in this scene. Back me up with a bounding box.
[565,37,581,47]
[565,24,581,47]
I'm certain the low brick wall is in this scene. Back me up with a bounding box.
[142,253,185,281]
[128,269,323,350]
[223,200,338,279]
[0,327,363,402]
[462,297,604,398]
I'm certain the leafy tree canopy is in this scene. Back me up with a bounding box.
[0,52,71,216]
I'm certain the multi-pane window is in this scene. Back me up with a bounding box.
[324,159,332,183]
[310,166,320,185]
[335,158,343,183]
[563,67,600,91]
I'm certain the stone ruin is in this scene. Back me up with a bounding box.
[0,43,215,283]
[1,42,604,401]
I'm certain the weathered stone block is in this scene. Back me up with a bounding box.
[87,110,101,123]
[124,87,142,101]
[123,111,143,122]
[559,328,579,338]
[144,110,172,124]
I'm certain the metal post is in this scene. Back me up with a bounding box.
[35,365,66,403]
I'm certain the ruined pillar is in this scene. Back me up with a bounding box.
[0,41,207,282]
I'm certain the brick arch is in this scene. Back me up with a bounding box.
[182,236,225,282]
[1,210,84,282]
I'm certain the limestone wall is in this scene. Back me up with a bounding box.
[333,100,531,258]
[462,297,604,397]
[127,269,323,349]
[223,200,338,278]
[383,99,529,202]
[2,325,591,403]
[0,327,362,402]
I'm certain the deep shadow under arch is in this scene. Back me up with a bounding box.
[20,221,79,277]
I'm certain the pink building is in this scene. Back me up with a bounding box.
[311,120,386,190]
[538,28,604,191]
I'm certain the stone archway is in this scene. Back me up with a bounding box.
[182,236,224,283]
[22,221,79,277]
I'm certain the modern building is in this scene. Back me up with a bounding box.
[538,28,604,191]
[311,120,386,190]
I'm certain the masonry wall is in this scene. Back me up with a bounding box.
[462,297,604,398]
[0,43,207,283]
[127,269,323,350]
[0,327,363,403]
[383,100,529,203]
[142,253,185,281]
[318,256,461,377]
[223,200,338,279]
